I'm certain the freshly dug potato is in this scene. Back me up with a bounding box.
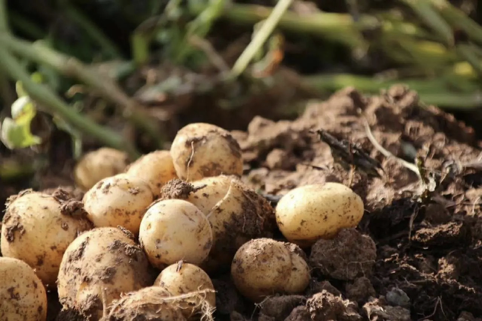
[57,227,154,321]
[1,190,92,286]
[154,262,216,318]
[139,199,213,269]
[231,238,310,302]
[83,173,154,235]
[275,182,364,247]
[170,123,243,181]
[102,286,186,321]
[0,257,47,321]
[178,175,275,272]
[74,147,129,190]
[125,150,178,197]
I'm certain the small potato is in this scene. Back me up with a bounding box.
[275,182,364,247]
[170,123,243,181]
[102,286,186,321]
[83,173,154,235]
[185,176,275,271]
[57,227,154,321]
[0,257,47,321]
[154,262,216,318]
[139,199,213,269]
[74,147,129,190]
[231,238,310,302]
[125,150,178,197]
[1,191,92,286]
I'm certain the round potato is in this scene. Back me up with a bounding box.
[83,173,154,235]
[1,190,92,286]
[231,238,310,302]
[139,199,213,269]
[170,123,243,181]
[102,286,186,321]
[125,150,178,197]
[154,262,216,318]
[275,182,364,247]
[57,227,154,321]
[0,257,47,321]
[74,147,129,190]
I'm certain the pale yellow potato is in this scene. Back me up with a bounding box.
[154,262,216,318]
[185,175,275,272]
[0,257,47,321]
[83,173,154,235]
[1,191,92,286]
[170,123,243,181]
[57,227,154,321]
[74,147,129,191]
[275,182,364,247]
[231,238,310,302]
[126,150,178,197]
[139,199,213,269]
[102,286,186,321]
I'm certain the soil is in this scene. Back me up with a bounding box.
[2,85,482,321]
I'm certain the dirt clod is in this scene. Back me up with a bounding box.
[306,290,362,321]
[259,295,306,321]
[363,297,411,321]
[345,277,376,304]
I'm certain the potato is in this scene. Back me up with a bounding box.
[57,227,154,321]
[231,238,310,302]
[139,199,213,269]
[83,173,154,235]
[102,286,186,321]
[1,190,92,286]
[183,175,275,272]
[275,182,364,247]
[74,147,129,190]
[154,262,216,318]
[0,257,47,321]
[125,150,178,197]
[170,123,243,181]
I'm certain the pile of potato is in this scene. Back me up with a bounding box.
[0,122,365,321]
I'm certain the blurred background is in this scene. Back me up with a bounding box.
[1,0,482,192]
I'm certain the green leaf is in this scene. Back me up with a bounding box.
[11,96,36,124]
[1,117,41,149]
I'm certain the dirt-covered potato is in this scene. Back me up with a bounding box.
[154,262,216,319]
[125,150,178,196]
[1,190,92,286]
[163,176,275,272]
[0,257,48,321]
[74,147,129,190]
[231,238,310,302]
[83,173,154,235]
[139,199,213,269]
[57,227,154,321]
[102,286,186,321]
[170,123,243,181]
[275,182,364,247]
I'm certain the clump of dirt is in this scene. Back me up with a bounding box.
[233,85,482,320]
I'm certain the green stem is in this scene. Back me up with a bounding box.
[62,3,123,59]
[0,34,164,147]
[229,0,293,79]
[0,48,140,158]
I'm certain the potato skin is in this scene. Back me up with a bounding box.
[0,257,47,321]
[126,150,178,197]
[57,227,154,321]
[139,199,213,269]
[275,182,364,247]
[102,286,186,321]
[231,238,310,302]
[1,191,92,286]
[154,262,216,318]
[74,147,129,191]
[186,175,275,272]
[170,123,243,181]
[83,174,154,235]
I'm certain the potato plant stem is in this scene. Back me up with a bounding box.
[229,0,293,79]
